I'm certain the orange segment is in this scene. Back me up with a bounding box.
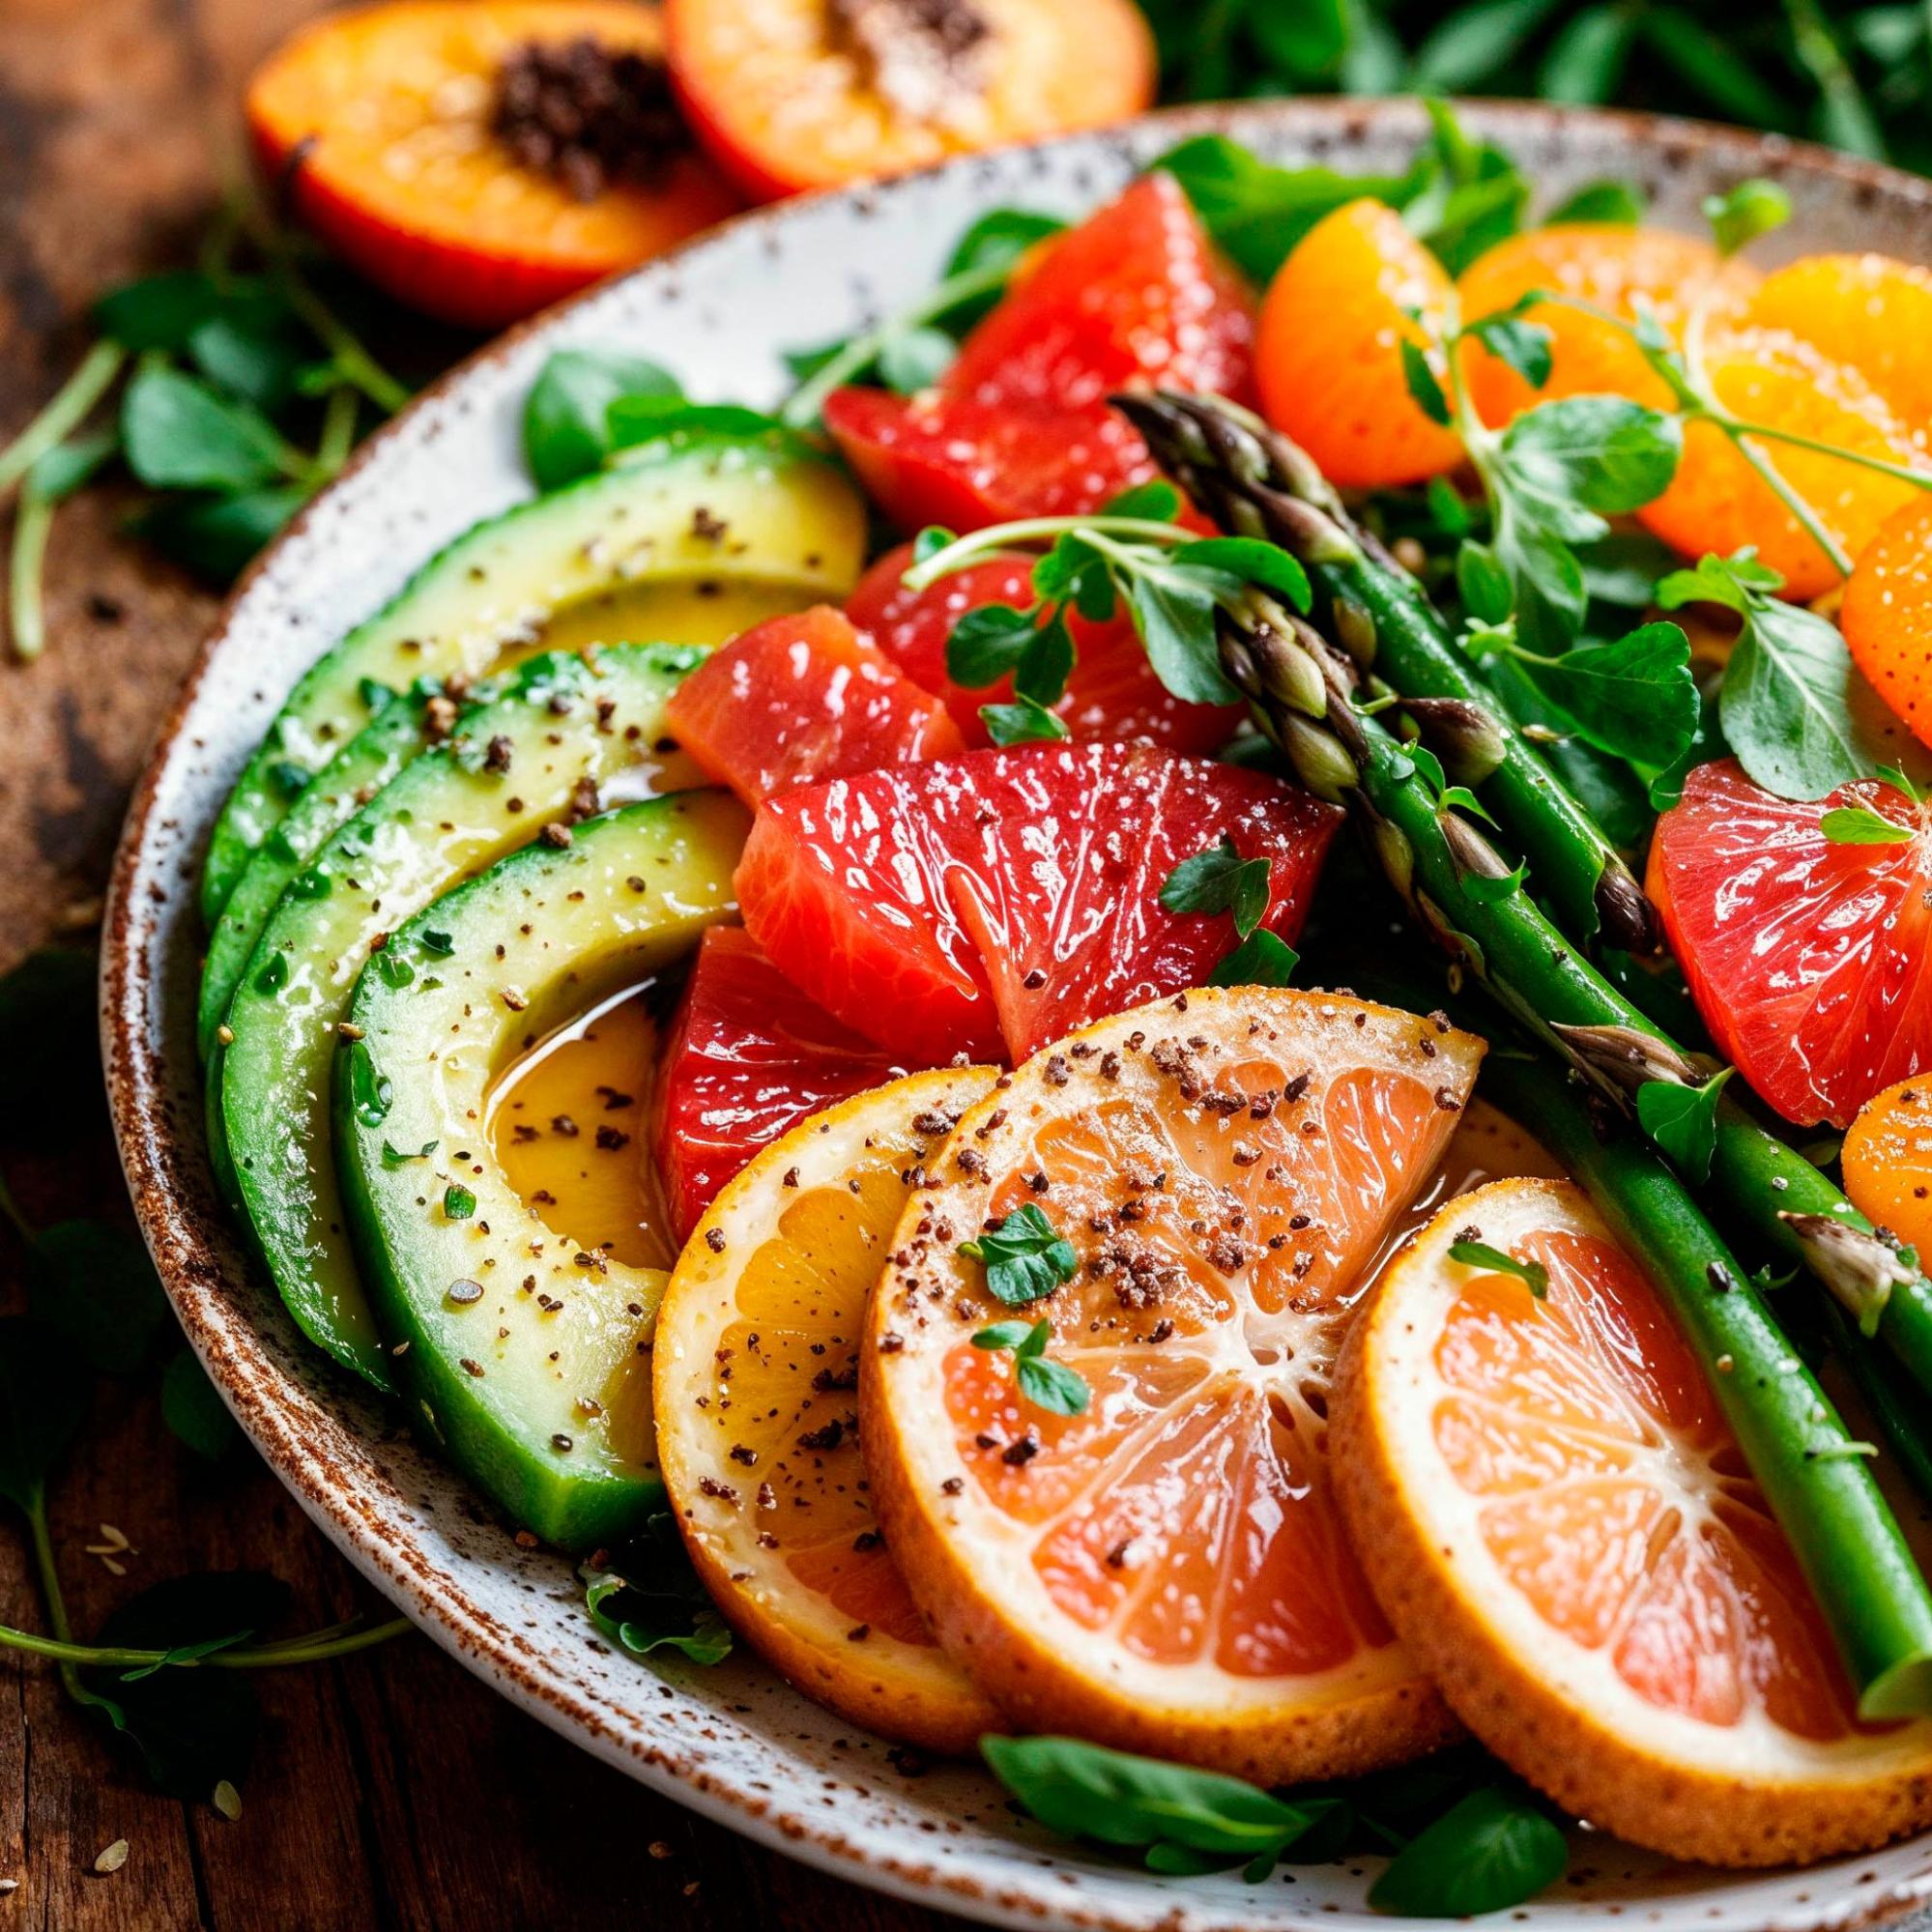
[1455,223,1758,424]
[652,1065,1001,1752]
[1255,200,1464,490]
[1746,254,1932,438]
[1333,1177,1932,1867]
[1843,496,1932,750]
[1638,327,1929,601]
[1844,1074,1932,1257]
[861,988,1486,1782]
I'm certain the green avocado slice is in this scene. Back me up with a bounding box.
[217,644,710,1394]
[201,429,866,926]
[336,792,748,1551]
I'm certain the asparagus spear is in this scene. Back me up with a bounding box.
[1117,389,1932,1406]
[1200,589,1932,1716]
[1112,390,1658,953]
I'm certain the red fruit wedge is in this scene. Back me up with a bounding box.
[945,174,1257,413]
[664,604,962,806]
[651,926,909,1241]
[735,743,1343,1065]
[1648,758,1932,1129]
[846,543,1244,753]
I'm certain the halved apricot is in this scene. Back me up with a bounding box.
[664,0,1154,202]
[247,1,743,329]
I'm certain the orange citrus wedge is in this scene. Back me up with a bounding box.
[861,988,1485,1782]
[653,1065,1001,1752]
[1333,1177,1932,1867]
[1845,1075,1932,1261]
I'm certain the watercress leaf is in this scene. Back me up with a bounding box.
[1449,1239,1549,1298]
[912,525,955,564]
[606,396,800,459]
[1576,529,1680,607]
[188,313,309,413]
[1520,620,1699,767]
[132,484,309,586]
[878,325,958,394]
[523,349,681,490]
[1456,538,1514,625]
[160,1349,242,1462]
[1408,103,1531,274]
[1399,339,1453,426]
[979,695,1070,747]
[0,1315,89,1512]
[1172,538,1311,612]
[1016,610,1076,706]
[1208,930,1299,988]
[1144,1842,1246,1876]
[1545,176,1646,223]
[1127,565,1242,706]
[1103,479,1181,522]
[121,366,288,492]
[1466,314,1554,390]
[1637,1067,1735,1185]
[943,208,1066,281]
[0,948,104,1143]
[25,430,116,510]
[1160,835,1273,937]
[946,602,1036,686]
[583,1512,733,1666]
[1413,0,1564,91]
[981,1734,1308,1857]
[1498,395,1682,519]
[1017,1352,1091,1417]
[1721,596,1878,799]
[26,1221,167,1375]
[93,270,225,350]
[1495,509,1589,653]
[1704,178,1794,257]
[1368,1785,1569,1917]
[971,1321,1036,1351]
[1030,533,1103,601]
[959,1203,1078,1306]
[1820,805,1916,845]
[1151,133,1427,284]
[1427,475,1477,538]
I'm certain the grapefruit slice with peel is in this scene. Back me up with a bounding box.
[1332,1177,1932,1867]
[861,988,1485,1782]
[653,1065,1000,1752]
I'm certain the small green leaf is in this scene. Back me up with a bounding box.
[381,1139,438,1168]
[1820,805,1915,846]
[1704,178,1793,257]
[1399,339,1453,426]
[1466,314,1554,390]
[942,208,1066,280]
[582,1512,733,1666]
[946,602,1035,687]
[1102,479,1182,522]
[1516,620,1699,768]
[1637,1067,1734,1185]
[1456,539,1514,625]
[344,1040,392,1128]
[979,695,1069,746]
[1449,1238,1549,1299]
[1170,537,1311,612]
[1160,836,1273,939]
[1368,1785,1568,1917]
[878,326,957,394]
[971,1321,1036,1351]
[1208,930,1299,988]
[133,485,308,587]
[912,525,955,564]
[960,1204,1078,1307]
[160,1350,241,1463]
[523,348,681,490]
[1498,395,1682,519]
[1462,862,1528,905]
[443,1184,476,1220]
[1545,179,1645,224]
[121,366,289,492]
[418,928,455,957]
[1015,611,1076,706]
[1017,1352,1091,1417]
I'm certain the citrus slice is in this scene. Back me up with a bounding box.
[861,988,1485,1782]
[653,1064,1001,1752]
[1845,1076,1932,1260]
[1332,1177,1932,1867]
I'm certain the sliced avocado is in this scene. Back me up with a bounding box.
[217,645,712,1394]
[336,793,748,1550]
[202,429,867,925]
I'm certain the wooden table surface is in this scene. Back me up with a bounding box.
[0,2,964,1924]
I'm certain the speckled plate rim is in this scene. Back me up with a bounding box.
[101,96,1932,1932]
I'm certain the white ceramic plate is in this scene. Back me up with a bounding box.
[104,96,1932,1932]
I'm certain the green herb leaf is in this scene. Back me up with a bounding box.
[1170,537,1311,611]
[971,1316,1090,1415]
[523,349,681,491]
[1516,620,1698,767]
[971,1320,1037,1351]
[1208,929,1300,988]
[583,1513,733,1666]
[1462,862,1529,905]
[1126,562,1242,706]
[121,366,290,492]
[1466,314,1554,390]
[1704,178,1794,257]
[443,1184,476,1220]
[1102,479,1182,522]
[960,1204,1078,1307]
[1368,1785,1569,1917]
[1820,804,1916,845]
[1015,610,1076,706]
[1161,836,1273,939]
[1498,395,1682,521]
[605,397,804,461]
[878,325,958,394]
[1448,1238,1549,1298]
[0,1314,90,1512]
[946,602,1036,686]
[942,208,1066,281]
[381,1139,438,1169]
[1637,1066,1734,1185]
[160,1350,242,1463]
[980,695,1070,746]
[26,1221,167,1375]
[344,1040,393,1129]
[1399,339,1453,426]
[1545,177,1645,223]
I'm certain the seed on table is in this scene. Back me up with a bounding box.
[93,1840,129,1875]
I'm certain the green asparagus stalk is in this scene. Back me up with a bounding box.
[1116,389,1932,1408]
[1478,1050,1932,1718]
[1112,390,1658,953]
[1203,592,1932,1716]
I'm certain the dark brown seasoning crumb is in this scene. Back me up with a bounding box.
[705,1227,726,1254]
[1001,1434,1039,1466]
[540,821,574,850]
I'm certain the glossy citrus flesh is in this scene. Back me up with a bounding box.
[664,604,964,807]
[1334,1178,1932,1866]
[1843,495,1932,751]
[1648,759,1932,1129]
[847,543,1244,753]
[246,1,742,328]
[662,0,1153,201]
[1844,1077,1932,1259]
[1456,223,1758,423]
[1255,199,1464,490]
[654,1067,1001,1750]
[1638,327,1928,601]
[1745,254,1932,438]
[735,744,1342,1065]
[861,989,1485,1780]
[650,926,909,1242]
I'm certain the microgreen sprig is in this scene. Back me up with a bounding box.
[971,1317,1090,1416]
